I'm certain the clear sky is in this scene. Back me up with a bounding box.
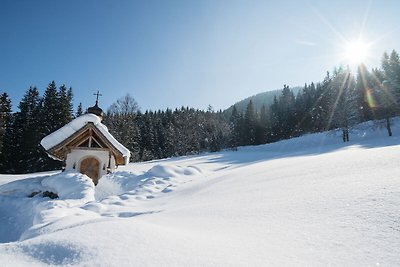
[1,0,399,112]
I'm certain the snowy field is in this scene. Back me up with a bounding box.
[1,119,400,266]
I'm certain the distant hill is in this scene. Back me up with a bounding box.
[224,86,302,115]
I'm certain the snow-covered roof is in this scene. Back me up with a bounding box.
[41,114,130,163]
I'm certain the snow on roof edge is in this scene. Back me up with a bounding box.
[95,120,131,161]
[40,114,131,162]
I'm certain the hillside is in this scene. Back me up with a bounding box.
[224,86,302,115]
[0,118,400,266]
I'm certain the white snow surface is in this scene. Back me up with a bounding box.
[1,118,400,266]
[40,114,130,162]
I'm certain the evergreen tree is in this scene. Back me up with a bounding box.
[381,50,400,114]
[57,85,74,126]
[76,102,84,117]
[314,72,333,131]
[279,85,296,138]
[0,87,42,173]
[0,93,12,157]
[162,110,177,157]
[373,68,397,136]
[295,83,317,134]
[330,67,359,141]
[38,82,74,170]
[203,108,227,152]
[256,104,269,144]
[269,96,280,141]
[229,105,240,148]
[259,104,268,127]
[40,81,59,133]
[140,111,157,160]
[269,85,297,141]
[355,64,375,121]
[243,100,257,145]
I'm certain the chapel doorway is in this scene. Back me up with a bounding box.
[80,157,100,185]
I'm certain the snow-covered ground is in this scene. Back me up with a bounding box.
[1,119,400,266]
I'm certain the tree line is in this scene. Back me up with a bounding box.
[229,50,400,146]
[0,49,399,174]
[0,84,231,173]
[0,82,73,173]
[104,97,230,162]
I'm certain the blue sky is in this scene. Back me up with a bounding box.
[1,0,399,112]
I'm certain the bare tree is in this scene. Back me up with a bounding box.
[104,94,141,161]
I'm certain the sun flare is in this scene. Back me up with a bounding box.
[344,40,370,65]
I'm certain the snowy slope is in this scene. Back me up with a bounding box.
[0,119,400,266]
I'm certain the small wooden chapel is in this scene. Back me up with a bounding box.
[40,92,131,185]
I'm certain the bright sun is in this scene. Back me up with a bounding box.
[344,40,370,65]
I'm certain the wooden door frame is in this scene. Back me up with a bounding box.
[79,156,101,185]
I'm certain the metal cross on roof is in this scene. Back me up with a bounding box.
[93,90,102,105]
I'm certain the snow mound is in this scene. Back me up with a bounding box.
[0,171,94,202]
[95,164,202,201]
[0,172,96,242]
[41,172,94,201]
[148,164,201,177]
[0,164,203,242]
